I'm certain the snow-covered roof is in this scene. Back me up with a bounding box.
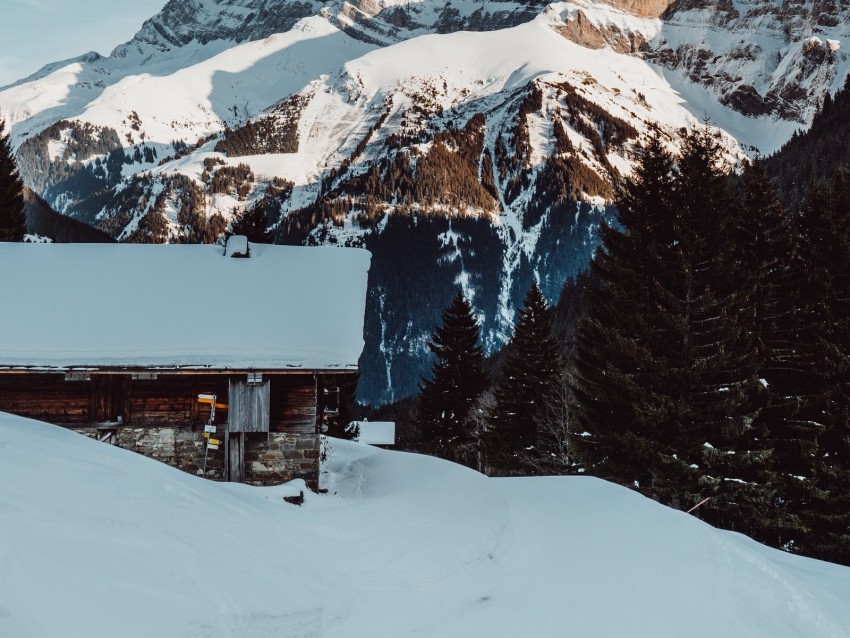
[223,234,249,257]
[0,242,371,371]
[354,421,396,446]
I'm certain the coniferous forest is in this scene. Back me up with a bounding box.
[401,120,850,566]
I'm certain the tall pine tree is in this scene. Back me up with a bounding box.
[787,169,850,563]
[731,161,808,546]
[484,281,564,475]
[0,119,25,242]
[685,144,772,537]
[570,132,683,496]
[417,290,489,467]
[572,128,763,513]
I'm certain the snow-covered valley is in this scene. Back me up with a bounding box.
[1,411,849,637]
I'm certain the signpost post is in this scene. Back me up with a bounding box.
[197,394,228,476]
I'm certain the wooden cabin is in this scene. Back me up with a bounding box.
[0,238,371,488]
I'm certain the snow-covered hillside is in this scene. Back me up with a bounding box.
[5,0,847,224]
[1,412,849,637]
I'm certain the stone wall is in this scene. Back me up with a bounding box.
[116,425,226,480]
[245,433,320,488]
[73,425,318,487]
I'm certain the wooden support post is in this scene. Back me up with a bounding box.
[227,431,245,483]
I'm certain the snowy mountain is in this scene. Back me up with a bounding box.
[2,411,849,637]
[2,0,848,403]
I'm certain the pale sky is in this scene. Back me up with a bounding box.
[0,0,167,86]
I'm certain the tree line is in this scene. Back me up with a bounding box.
[412,127,850,566]
[0,120,26,241]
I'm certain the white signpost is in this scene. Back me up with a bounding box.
[197,394,229,476]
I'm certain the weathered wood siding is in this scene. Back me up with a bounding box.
[0,374,91,424]
[228,379,270,433]
[269,374,317,434]
[0,373,232,427]
[127,376,229,427]
[0,372,321,433]
[90,374,128,422]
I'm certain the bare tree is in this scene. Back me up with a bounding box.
[517,373,576,476]
[468,390,496,474]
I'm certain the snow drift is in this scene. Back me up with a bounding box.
[1,412,848,637]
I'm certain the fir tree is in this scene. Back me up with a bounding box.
[727,161,813,545]
[810,385,850,565]
[572,128,763,512]
[228,205,272,243]
[709,161,793,540]
[485,281,564,475]
[734,161,794,368]
[417,290,489,467]
[638,127,764,518]
[570,132,682,495]
[686,150,778,538]
[0,119,26,242]
[571,128,850,560]
[788,169,850,563]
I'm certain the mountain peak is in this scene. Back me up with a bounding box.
[0,51,104,92]
[110,0,557,59]
[111,0,322,57]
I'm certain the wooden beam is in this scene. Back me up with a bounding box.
[227,432,245,483]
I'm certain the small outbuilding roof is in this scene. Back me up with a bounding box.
[0,241,371,372]
[354,421,396,446]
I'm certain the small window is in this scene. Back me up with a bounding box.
[323,387,340,415]
[247,373,263,385]
[132,373,158,380]
[64,372,91,381]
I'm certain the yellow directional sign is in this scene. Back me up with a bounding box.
[203,432,210,439]
[209,438,222,446]
[197,396,229,410]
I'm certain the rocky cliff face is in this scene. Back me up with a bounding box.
[605,0,675,17]
[553,0,850,123]
[112,0,322,55]
[112,0,553,57]
[659,0,849,121]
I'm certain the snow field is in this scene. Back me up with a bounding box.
[1,412,849,637]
